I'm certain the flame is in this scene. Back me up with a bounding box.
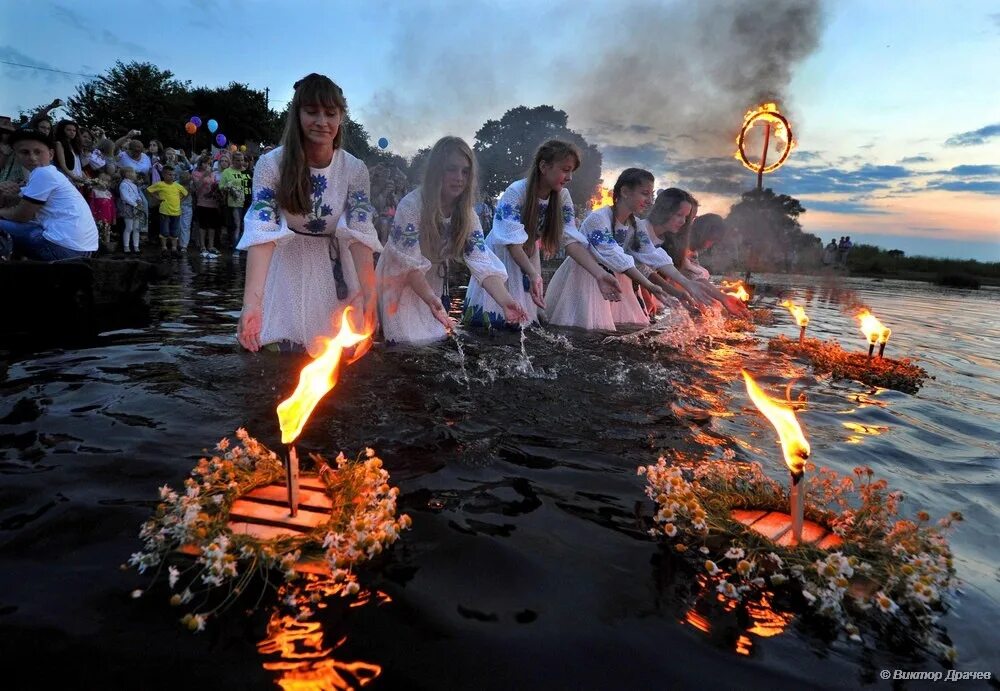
[277,307,373,444]
[741,370,810,475]
[856,309,891,344]
[589,185,613,211]
[734,102,795,173]
[780,300,809,327]
[721,279,750,303]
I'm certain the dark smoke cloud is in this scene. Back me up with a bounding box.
[360,0,825,192]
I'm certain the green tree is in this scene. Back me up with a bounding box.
[188,82,282,151]
[727,188,818,271]
[473,105,602,208]
[67,61,191,144]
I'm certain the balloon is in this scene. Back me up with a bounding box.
[239,144,247,152]
[215,133,227,147]
[190,116,202,127]
[184,122,197,135]
[229,144,237,152]
[378,137,389,149]
[207,119,218,133]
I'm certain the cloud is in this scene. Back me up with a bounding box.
[601,144,673,172]
[926,180,1000,194]
[944,123,1000,147]
[899,155,932,164]
[800,199,890,215]
[50,3,147,56]
[0,45,72,85]
[944,164,1000,177]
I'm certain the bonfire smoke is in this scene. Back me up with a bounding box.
[360,0,824,163]
[569,0,824,159]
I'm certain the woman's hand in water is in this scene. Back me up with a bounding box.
[237,303,263,352]
[503,299,530,325]
[648,285,670,304]
[723,294,751,319]
[598,273,622,302]
[528,274,546,309]
[428,299,454,332]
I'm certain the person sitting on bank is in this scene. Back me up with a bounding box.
[0,129,98,260]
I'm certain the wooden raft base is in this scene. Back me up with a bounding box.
[177,475,333,575]
[731,509,843,549]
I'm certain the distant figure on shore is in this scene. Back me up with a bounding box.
[822,239,837,266]
[838,236,853,265]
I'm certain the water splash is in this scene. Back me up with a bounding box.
[516,327,535,376]
[449,329,470,387]
[528,326,574,351]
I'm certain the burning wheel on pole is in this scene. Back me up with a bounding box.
[735,102,794,188]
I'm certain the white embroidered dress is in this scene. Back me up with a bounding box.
[237,147,381,355]
[376,188,507,344]
[463,179,585,327]
[545,206,648,330]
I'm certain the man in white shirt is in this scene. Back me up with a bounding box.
[0,129,98,260]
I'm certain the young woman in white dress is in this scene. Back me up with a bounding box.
[544,168,668,331]
[376,136,528,345]
[463,140,620,328]
[642,192,749,317]
[236,73,381,355]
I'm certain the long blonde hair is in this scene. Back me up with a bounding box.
[419,136,478,262]
[276,73,347,216]
[520,140,581,257]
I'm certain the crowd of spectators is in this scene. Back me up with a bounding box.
[0,98,260,261]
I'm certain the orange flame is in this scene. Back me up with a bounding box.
[734,102,796,173]
[742,370,810,476]
[857,309,891,344]
[780,300,809,327]
[721,279,750,303]
[589,185,613,211]
[277,307,373,444]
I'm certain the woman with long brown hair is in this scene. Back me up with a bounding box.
[545,168,668,330]
[463,139,621,328]
[236,73,381,354]
[376,136,527,344]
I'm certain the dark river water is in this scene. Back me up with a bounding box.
[1,259,997,690]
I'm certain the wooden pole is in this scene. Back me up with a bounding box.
[756,122,771,192]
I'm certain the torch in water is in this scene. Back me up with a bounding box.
[857,309,891,362]
[275,307,373,516]
[742,371,811,545]
[721,279,751,304]
[780,300,810,345]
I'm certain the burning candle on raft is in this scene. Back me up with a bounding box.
[857,309,891,362]
[780,300,810,345]
[742,371,810,545]
[275,307,374,516]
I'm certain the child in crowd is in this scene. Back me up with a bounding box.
[88,171,117,252]
[178,170,194,251]
[119,167,145,254]
[544,168,668,330]
[376,136,527,344]
[192,157,220,257]
[220,152,248,251]
[147,166,188,256]
[463,139,621,329]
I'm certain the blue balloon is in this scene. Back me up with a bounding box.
[215,133,227,147]
[208,119,219,133]
[378,137,389,149]
[190,116,202,127]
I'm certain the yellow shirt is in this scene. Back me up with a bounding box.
[147,181,189,216]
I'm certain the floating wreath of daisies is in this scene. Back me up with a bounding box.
[639,455,961,662]
[127,429,411,631]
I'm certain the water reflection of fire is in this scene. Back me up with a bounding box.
[589,185,613,211]
[680,575,793,657]
[258,578,385,690]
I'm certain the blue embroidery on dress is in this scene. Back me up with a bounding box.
[311,175,327,196]
[562,204,574,225]
[613,225,627,246]
[461,301,514,330]
[320,203,333,217]
[346,189,374,226]
[251,186,278,225]
[391,222,419,248]
[588,227,615,247]
[495,202,521,222]
[304,217,327,234]
[464,229,487,254]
